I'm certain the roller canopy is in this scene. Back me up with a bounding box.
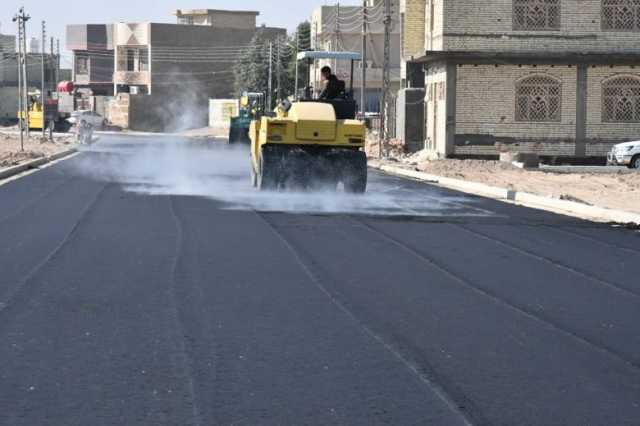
[297,51,362,61]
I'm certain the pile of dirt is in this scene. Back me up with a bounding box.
[387,155,640,215]
[0,132,74,169]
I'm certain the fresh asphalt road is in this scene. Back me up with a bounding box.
[0,135,639,426]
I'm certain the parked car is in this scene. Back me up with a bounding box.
[67,110,107,129]
[608,141,640,169]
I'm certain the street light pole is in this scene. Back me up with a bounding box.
[21,11,30,139]
[41,20,46,138]
[267,41,273,110]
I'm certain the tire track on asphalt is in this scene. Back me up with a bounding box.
[0,182,110,329]
[168,196,204,426]
[453,224,640,299]
[254,210,476,426]
[354,218,640,373]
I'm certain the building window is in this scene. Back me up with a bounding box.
[602,0,640,31]
[117,47,149,72]
[516,75,562,122]
[75,56,89,74]
[513,0,561,30]
[602,76,640,122]
[178,16,194,25]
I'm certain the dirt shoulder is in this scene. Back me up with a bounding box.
[0,131,76,170]
[384,153,640,215]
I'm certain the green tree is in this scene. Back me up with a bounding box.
[288,21,312,95]
[234,22,311,105]
[233,31,270,97]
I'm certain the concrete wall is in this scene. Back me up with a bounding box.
[209,12,257,30]
[425,0,445,51]
[209,99,239,135]
[0,35,16,53]
[148,23,256,99]
[441,0,640,52]
[396,88,426,151]
[67,24,114,51]
[425,64,448,154]
[0,54,56,88]
[0,86,19,120]
[108,92,210,132]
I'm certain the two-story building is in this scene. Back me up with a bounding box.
[65,9,286,131]
[403,0,640,160]
[66,24,115,96]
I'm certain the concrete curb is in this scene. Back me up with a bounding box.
[0,148,77,181]
[95,130,226,140]
[369,161,640,225]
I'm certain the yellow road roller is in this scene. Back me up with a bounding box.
[250,51,367,193]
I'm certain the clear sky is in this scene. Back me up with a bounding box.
[2,1,360,67]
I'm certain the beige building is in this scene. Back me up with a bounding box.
[103,10,285,131]
[175,9,259,29]
[402,0,640,159]
[310,0,401,112]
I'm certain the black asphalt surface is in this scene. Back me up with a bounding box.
[0,135,639,425]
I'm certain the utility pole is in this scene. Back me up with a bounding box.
[294,31,300,98]
[21,12,30,139]
[50,37,55,88]
[267,41,273,110]
[56,38,60,86]
[379,0,392,158]
[335,2,340,72]
[13,7,31,145]
[14,10,24,151]
[361,0,368,117]
[276,37,281,103]
[41,20,46,138]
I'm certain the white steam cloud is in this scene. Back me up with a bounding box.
[67,136,494,217]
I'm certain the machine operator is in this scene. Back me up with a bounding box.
[319,66,344,100]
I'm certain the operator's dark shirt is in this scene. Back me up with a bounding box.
[319,75,342,100]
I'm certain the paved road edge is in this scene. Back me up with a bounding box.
[369,160,640,226]
[0,148,77,181]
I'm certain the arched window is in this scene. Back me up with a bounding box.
[602,76,640,122]
[516,76,562,122]
[602,1,640,31]
[513,0,561,30]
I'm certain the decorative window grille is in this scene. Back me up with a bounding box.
[513,0,561,30]
[602,76,640,122]
[515,76,562,122]
[602,0,640,31]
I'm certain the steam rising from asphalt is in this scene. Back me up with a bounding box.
[69,136,492,217]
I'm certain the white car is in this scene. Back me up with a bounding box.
[608,141,640,169]
[67,110,107,129]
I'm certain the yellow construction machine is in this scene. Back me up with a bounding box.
[250,51,367,193]
[18,92,70,131]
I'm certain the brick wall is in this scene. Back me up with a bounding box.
[586,66,640,142]
[456,65,577,140]
[401,0,426,59]
[441,0,640,52]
